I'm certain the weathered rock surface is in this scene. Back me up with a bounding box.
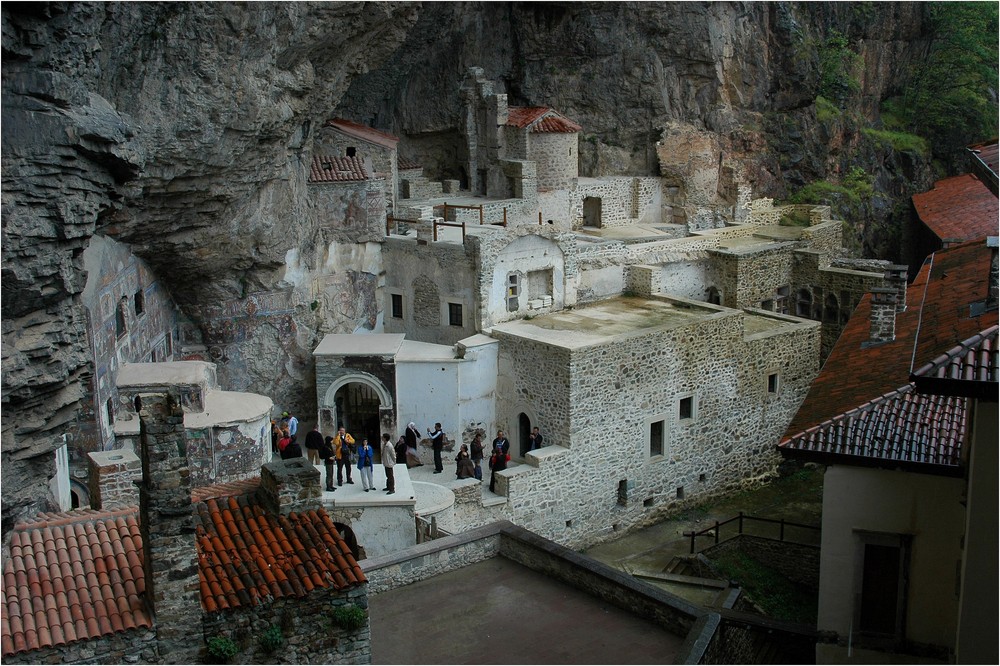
[1,1,934,545]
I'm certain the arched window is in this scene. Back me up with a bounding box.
[707,286,721,305]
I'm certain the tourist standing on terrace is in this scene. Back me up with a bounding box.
[528,426,543,452]
[304,424,324,464]
[357,438,375,491]
[319,435,337,492]
[488,439,508,493]
[428,422,444,473]
[470,433,485,480]
[381,433,396,494]
[333,426,355,486]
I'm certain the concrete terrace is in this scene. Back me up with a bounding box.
[490,295,723,349]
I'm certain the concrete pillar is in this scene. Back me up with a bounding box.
[137,390,202,664]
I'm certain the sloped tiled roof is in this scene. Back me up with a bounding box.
[308,155,368,183]
[506,106,582,133]
[397,156,422,170]
[780,384,966,474]
[324,118,399,149]
[912,325,999,399]
[784,238,997,440]
[1,507,151,657]
[967,140,998,193]
[191,477,261,504]
[911,173,998,244]
[194,494,364,614]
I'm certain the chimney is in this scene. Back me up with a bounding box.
[869,288,898,344]
[884,264,908,313]
[87,449,141,510]
[137,389,202,664]
[257,458,323,516]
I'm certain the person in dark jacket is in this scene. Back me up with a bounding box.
[281,433,302,460]
[304,425,324,464]
[428,422,444,473]
[489,440,508,493]
[319,435,337,492]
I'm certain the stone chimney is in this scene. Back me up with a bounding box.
[884,264,908,313]
[869,288,898,344]
[87,449,141,510]
[136,389,202,664]
[257,458,323,516]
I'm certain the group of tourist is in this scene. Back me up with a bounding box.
[271,411,545,496]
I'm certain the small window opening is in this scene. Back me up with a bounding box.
[448,302,463,327]
[134,396,142,412]
[699,473,706,483]
[761,298,774,311]
[346,147,356,157]
[165,332,172,357]
[134,289,145,316]
[676,486,685,499]
[507,273,519,311]
[617,479,628,506]
[679,397,693,420]
[565,519,573,528]
[391,293,403,319]
[649,419,664,457]
[106,398,115,425]
[768,373,779,393]
[643,497,654,508]
[115,301,127,338]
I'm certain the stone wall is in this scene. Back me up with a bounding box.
[703,534,821,589]
[1,628,159,665]
[201,586,371,665]
[258,458,323,516]
[493,298,820,550]
[529,131,578,191]
[315,127,398,215]
[381,236,478,345]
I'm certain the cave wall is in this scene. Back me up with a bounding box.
[1,2,932,549]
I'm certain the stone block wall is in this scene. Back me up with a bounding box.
[494,299,820,550]
[258,458,323,516]
[87,449,141,510]
[625,265,659,296]
[573,178,640,228]
[200,586,371,665]
[1,628,159,665]
[528,131,578,191]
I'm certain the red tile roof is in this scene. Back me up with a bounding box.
[780,384,966,474]
[1,507,152,657]
[914,325,998,384]
[968,140,998,178]
[195,494,364,613]
[2,485,365,657]
[324,118,399,149]
[308,155,368,183]
[191,477,261,504]
[397,157,422,170]
[506,106,582,133]
[784,238,997,440]
[911,173,998,243]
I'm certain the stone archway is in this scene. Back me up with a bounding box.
[321,372,394,450]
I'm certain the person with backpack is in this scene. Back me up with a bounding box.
[356,438,375,491]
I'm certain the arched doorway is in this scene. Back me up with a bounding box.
[334,522,362,560]
[333,383,382,452]
[518,412,532,458]
[321,372,394,460]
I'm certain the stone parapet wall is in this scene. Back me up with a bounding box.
[1,628,158,665]
[573,178,641,228]
[201,586,370,665]
[360,524,502,594]
[703,534,820,589]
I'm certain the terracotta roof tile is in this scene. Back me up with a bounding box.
[785,238,997,440]
[324,117,399,149]
[398,157,422,170]
[1,509,152,658]
[308,155,369,183]
[194,493,364,613]
[911,173,998,243]
[506,106,582,133]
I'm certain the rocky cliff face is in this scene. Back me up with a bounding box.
[1,1,932,543]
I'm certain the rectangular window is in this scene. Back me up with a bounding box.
[448,302,463,327]
[767,373,779,394]
[507,274,519,311]
[854,532,911,638]
[649,420,664,457]
[527,269,553,299]
[679,396,694,420]
[775,285,790,314]
[391,293,403,319]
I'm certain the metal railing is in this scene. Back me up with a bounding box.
[682,511,820,554]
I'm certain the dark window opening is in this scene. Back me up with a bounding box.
[617,479,628,506]
[768,373,779,393]
[134,289,145,316]
[679,397,693,420]
[346,147,357,157]
[448,302,463,327]
[649,420,664,457]
[115,302,127,338]
[391,293,403,319]
[106,398,115,425]
[643,497,654,507]
[676,486,685,499]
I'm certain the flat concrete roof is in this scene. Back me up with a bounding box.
[369,557,685,664]
[395,339,458,362]
[490,296,719,350]
[117,361,213,387]
[185,391,273,428]
[314,333,405,357]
